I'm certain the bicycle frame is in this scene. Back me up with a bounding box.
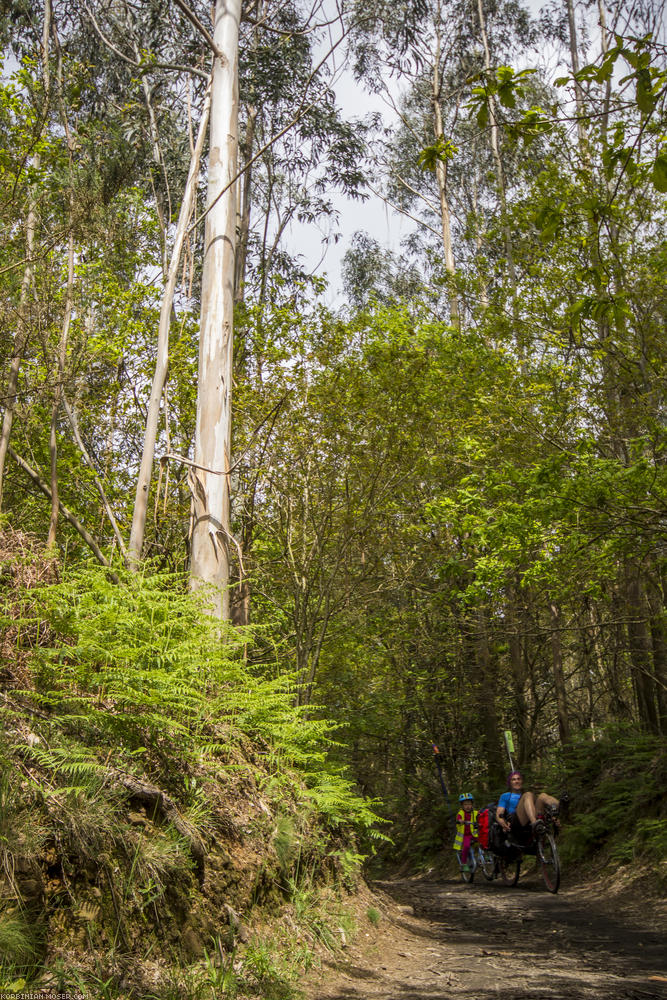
[455,843,485,882]
[485,812,561,892]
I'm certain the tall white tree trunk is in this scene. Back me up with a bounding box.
[566,0,587,152]
[189,0,241,620]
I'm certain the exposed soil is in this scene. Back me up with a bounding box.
[302,863,667,1000]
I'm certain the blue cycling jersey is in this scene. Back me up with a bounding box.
[498,791,522,815]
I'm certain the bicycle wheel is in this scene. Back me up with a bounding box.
[499,855,521,885]
[479,848,496,881]
[537,833,560,893]
[460,856,475,883]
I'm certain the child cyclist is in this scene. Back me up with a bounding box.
[453,792,478,872]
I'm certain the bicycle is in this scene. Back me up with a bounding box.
[535,806,561,893]
[482,806,561,893]
[455,842,490,884]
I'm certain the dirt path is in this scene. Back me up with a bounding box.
[303,865,667,1000]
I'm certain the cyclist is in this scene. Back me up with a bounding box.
[496,771,559,843]
[453,792,478,871]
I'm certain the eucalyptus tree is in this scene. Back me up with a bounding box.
[185,0,242,620]
[216,0,375,623]
[341,232,424,308]
[235,0,371,303]
[347,0,464,320]
[346,0,536,324]
[0,1,206,572]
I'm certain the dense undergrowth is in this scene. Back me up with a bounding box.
[0,531,385,998]
[552,727,667,874]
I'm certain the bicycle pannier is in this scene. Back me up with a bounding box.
[477,807,490,849]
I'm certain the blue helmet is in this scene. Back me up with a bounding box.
[458,792,474,802]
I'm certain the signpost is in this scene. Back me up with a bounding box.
[504,730,515,770]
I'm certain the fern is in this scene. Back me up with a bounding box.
[6,564,387,844]
[22,744,104,783]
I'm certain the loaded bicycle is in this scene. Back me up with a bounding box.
[479,803,561,893]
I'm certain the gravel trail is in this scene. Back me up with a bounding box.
[303,867,667,1000]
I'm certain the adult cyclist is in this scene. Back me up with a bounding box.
[496,771,559,842]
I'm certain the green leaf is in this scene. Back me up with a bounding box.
[650,151,667,192]
[595,48,621,82]
[636,68,656,114]
[476,103,489,129]
[418,136,458,172]
[498,88,516,109]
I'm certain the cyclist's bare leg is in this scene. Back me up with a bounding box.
[516,792,559,827]
[515,791,537,826]
[535,792,559,815]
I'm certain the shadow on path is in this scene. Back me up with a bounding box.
[310,871,667,1000]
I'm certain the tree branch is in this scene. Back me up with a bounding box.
[83,1,210,79]
[8,446,117,579]
[171,0,224,59]
[61,396,127,557]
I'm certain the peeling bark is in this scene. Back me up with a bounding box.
[190,0,241,620]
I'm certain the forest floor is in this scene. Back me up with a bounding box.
[301,863,667,1000]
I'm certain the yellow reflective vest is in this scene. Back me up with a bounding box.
[453,809,479,851]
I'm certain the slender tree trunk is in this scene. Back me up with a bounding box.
[470,141,489,311]
[598,0,612,147]
[475,0,518,305]
[648,610,667,735]
[607,593,632,718]
[190,0,241,620]
[565,0,587,151]
[549,601,571,744]
[625,568,659,733]
[473,609,504,786]
[139,72,169,276]
[507,590,529,763]
[432,97,457,294]
[431,5,458,325]
[648,561,667,733]
[230,100,257,622]
[47,233,75,548]
[128,86,211,565]
[234,103,257,303]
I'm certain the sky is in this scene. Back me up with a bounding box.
[284,0,593,306]
[284,65,410,307]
